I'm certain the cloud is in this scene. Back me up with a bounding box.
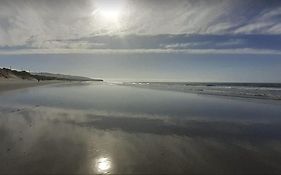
[1,33,281,55]
[0,0,280,53]
[162,39,245,49]
[0,48,280,56]
[163,42,210,49]
[234,6,281,34]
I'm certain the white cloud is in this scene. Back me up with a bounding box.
[234,6,281,34]
[0,48,280,55]
[0,0,280,50]
[162,39,245,49]
[163,42,211,49]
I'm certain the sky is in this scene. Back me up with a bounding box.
[0,0,281,82]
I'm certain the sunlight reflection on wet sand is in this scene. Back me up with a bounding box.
[0,106,281,174]
[0,83,281,174]
[95,157,112,174]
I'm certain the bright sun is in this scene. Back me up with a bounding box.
[100,8,121,21]
[92,0,124,22]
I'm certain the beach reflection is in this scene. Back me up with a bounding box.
[0,83,281,174]
[95,157,112,174]
[0,106,281,174]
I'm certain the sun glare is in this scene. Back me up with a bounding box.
[95,157,112,174]
[92,0,124,22]
[100,8,121,21]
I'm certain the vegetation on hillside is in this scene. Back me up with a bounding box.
[0,68,103,82]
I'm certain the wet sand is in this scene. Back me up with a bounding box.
[0,83,281,174]
[1,106,281,174]
[0,79,63,92]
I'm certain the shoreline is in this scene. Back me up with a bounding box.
[0,79,63,93]
[122,83,281,101]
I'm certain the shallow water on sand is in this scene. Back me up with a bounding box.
[0,82,281,174]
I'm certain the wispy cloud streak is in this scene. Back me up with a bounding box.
[0,0,280,53]
[0,48,280,55]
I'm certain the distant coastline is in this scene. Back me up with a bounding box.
[0,67,103,82]
[0,67,103,93]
